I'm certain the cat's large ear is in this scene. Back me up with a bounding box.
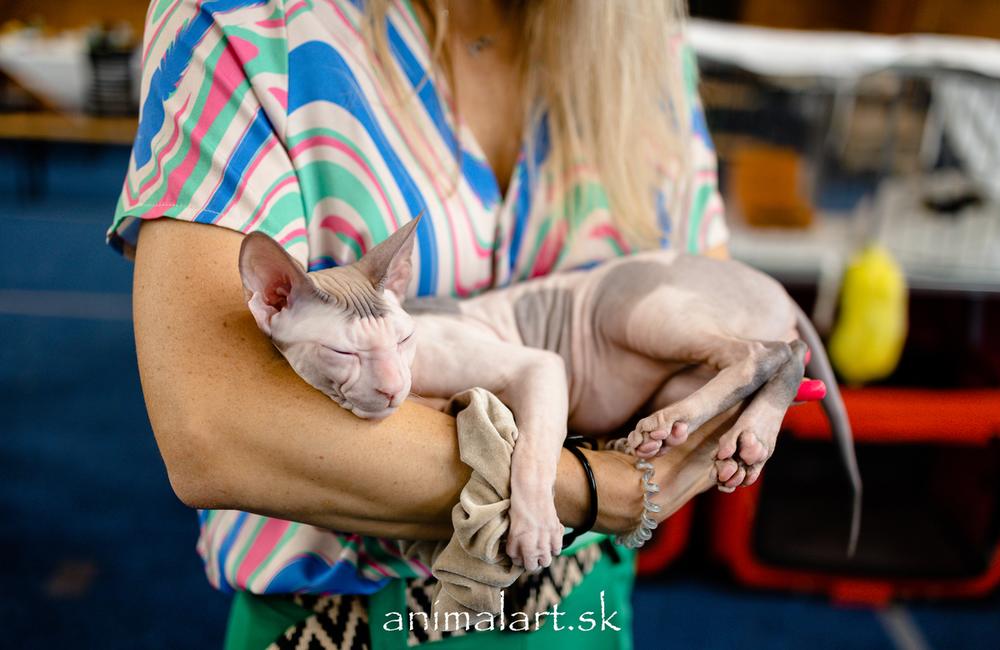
[239,232,313,336]
[356,215,421,300]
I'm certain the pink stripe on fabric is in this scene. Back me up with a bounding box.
[268,87,288,110]
[278,227,308,246]
[324,0,494,297]
[255,18,286,29]
[389,0,429,65]
[410,558,432,577]
[259,552,348,592]
[148,34,246,217]
[285,0,308,20]
[197,106,259,219]
[193,36,264,220]
[320,215,367,254]
[227,34,261,67]
[127,95,192,204]
[454,270,494,296]
[698,201,725,251]
[142,0,184,66]
[320,0,362,37]
[529,220,568,279]
[234,519,290,587]
[241,175,299,232]
[209,138,279,223]
[376,538,432,577]
[290,135,398,230]
[588,223,630,254]
[138,7,219,205]
[356,548,393,579]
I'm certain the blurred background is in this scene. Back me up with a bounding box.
[2,0,999,648]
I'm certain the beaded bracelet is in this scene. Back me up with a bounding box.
[613,458,661,549]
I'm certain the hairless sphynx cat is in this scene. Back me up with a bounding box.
[239,216,861,572]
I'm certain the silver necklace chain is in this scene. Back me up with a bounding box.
[440,7,495,56]
[467,34,495,55]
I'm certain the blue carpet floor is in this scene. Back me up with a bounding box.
[1,143,997,649]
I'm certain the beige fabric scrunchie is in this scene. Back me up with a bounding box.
[401,387,523,628]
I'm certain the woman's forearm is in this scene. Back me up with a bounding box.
[133,219,625,540]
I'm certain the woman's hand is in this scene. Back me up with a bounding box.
[562,406,750,542]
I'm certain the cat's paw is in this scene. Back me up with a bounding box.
[715,414,780,490]
[506,501,563,572]
[626,411,691,458]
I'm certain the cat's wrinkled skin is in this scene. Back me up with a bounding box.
[239,222,418,420]
[239,217,861,572]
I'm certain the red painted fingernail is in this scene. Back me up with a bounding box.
[795,378,826,402]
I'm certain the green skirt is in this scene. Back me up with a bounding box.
[224,543,635,650]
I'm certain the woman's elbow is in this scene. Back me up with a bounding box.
[148,403,237,510]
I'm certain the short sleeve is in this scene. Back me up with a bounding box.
[108,0,307,263]
[665,41,729,254]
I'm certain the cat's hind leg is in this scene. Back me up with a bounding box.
[625,337,792,459]
[715,339,807,490]
[598,283,794,459]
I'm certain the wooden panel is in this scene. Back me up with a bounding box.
[911,0,1000,39]
[0,112,137,145]
[0,0,147,33]
[738,0,1000,38]
[740,0,878,32]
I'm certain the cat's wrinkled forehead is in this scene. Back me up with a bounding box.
[308,265,393,320]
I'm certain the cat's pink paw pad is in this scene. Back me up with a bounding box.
[715,458,746,490]
[716,430,740,461]
[634,438,664,458]
[507,525,562,572]
[737,431,768,466]
[507,500,563,573]
[665,421,689,446]
[628,413,690,457]
[716,458,740,483]
[723,464,747,489]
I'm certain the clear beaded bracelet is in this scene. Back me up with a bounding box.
[613,458,661,549]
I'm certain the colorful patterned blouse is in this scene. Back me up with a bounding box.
[109,0,728,595]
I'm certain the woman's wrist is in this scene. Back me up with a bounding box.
[554,446,643,535]
[588,448,646,534]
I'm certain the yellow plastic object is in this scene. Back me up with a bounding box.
[829,245,908,385]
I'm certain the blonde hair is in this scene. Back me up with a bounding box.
[363,0,692,245]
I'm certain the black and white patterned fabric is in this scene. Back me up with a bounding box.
[267,542,606,650]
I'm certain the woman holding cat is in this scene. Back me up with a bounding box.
[111,0,744,648]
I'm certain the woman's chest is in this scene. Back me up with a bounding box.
[278,2,635,297]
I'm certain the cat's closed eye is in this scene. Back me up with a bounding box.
[323,346,355,357]
[399,332,414,345]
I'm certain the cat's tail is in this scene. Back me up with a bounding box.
[794,303,863,557]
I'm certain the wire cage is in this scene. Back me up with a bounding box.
[698,49,1000,294]
[688,22,1000,599]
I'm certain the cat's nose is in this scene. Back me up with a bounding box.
[373,365,405,403]
[375,388,405,408]
[375,383,404,402]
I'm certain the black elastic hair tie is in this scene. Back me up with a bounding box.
[562,434,599,548]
